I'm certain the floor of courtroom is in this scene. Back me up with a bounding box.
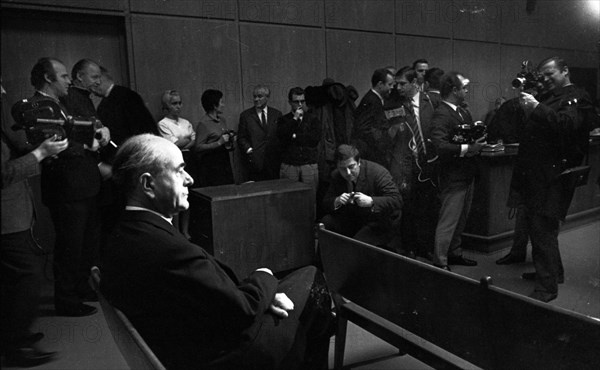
[2,220,598,370]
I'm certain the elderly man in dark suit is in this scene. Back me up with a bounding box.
[430,71,486,271]
[94,67,158,146]
[102,134,334,370]
[321,144,402,248]
[352,68,396,168]
[238,85,283,181]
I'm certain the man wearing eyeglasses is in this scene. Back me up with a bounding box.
[277,87,322,195]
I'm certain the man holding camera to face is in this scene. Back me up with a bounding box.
[321,144,402,248]
[507,56,596,302]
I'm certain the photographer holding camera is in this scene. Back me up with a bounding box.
[321,145,401,248]
[506,56,596,302]
[15,57,110,317]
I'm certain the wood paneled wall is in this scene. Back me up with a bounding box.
[1,0,598,250]
[2,0,598,125]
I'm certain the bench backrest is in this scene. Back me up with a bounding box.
[318,228,600,369]
[90,266,167,370]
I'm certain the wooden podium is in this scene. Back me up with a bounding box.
[189,179,315,277]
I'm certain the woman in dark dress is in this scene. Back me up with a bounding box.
[193,89,235,187]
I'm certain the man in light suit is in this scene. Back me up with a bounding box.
[238,85,283,181]
[430,71,485,270]
[102,134,334,370]
[352,68,396,168]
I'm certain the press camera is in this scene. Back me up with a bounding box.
[11,98,101,147]
[511,60,544,93]
[451,122,487,144]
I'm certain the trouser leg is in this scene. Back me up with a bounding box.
[0,230,42,349]
[509,205,529,258]
[434,181,469,266]
[528,210,560,294]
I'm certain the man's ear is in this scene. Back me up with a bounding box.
[43,73,53,84]
[139,173,156,198]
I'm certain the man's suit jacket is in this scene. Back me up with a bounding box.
[237,106,282,179]
[508,85,594,220]
[430,102,479,186]
[416,91,435,139]
[96,85,158,146]
[352,90,393,168]
[322,159,401,226]
[24,93,101,204]
[102,210,284,369]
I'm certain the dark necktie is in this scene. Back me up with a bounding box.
[409,104,426,157]
[260,109,267,128]
[457,106,467,122]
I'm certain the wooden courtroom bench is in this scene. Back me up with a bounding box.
[89,267,166,370]
[318,226,600,370]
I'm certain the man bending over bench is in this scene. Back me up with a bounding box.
[101,134,334,370]
[321,144,402,249]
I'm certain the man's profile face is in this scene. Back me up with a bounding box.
[539,61,569,91]
[455,74,469,104]
[337,157,360,183]
[253,88,269,109]
[415,63,429,83]
[78,64,101,90]
[152,144,194,217]
[378,74,395,98]
[49,60,71,98]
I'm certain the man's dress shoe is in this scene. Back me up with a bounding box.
[522,272,564,284]
[496,253,525,265]
[4,346,57,367]
[434,264,451,271]
[528,290,558,303]
[56,303,98,317]
[447,255,477,266]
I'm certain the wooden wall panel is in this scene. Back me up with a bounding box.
[325,0,394,33]
[452,0,500,42]
[130,15,242,127]
[395,0,452,38]
[130,0,236,19]
[395,35,453,72]
[0,0,123,11]
[0,9,128,105]
[326,29,394,99]
[452,40,501,121]
[238,0,323,27]
[239,24,326,115]
[500,0,599,51]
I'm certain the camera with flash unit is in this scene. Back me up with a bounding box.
[511,60,544,93]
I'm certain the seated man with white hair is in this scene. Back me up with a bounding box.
[101,134,334,370]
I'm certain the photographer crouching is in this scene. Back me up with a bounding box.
[507,56,596,302]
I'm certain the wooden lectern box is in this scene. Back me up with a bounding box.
[189,179,315,277]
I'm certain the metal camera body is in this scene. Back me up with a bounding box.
[511,60,544,93]
[451,122,487,144]
[11,98,99,147]
[223,129,237,151]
